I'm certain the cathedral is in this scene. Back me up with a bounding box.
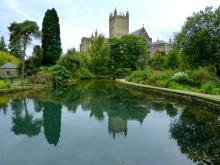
[80,9,171,55]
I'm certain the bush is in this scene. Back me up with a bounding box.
[48,65,72,88]
[188,67,216,87]
[171,72,192,85]
[201,81,216,94]
[128,70,150,83]
[148,51,167,70]
[0,80,13,89]
[147,70,174,86]
[78,68,95,80]
[166,50,180,69]
[27,71,52,85]
[114,68,131,79]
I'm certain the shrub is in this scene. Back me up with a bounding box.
[188,67,216,87]
[48,65,72,88]
[148,51,167,70]
[147,70,174,86]
[78,68,95,80]
[202,81,216,94]
[0,80,13,89]
[114,68,131,79]
[171,72,192,85]
[128,70,150,83]
[166,50,180,69]
[27,71,52,85]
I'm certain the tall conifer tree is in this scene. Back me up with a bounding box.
[0,36,8,52]
[42,8,62,65]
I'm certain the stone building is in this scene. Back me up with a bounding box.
[109,9,129,38]
[79,9,171,55]
[0,60,19,79]
[80,30,98,53]
[151,39,171,56]
[108,116,127,139]
[130,26,152,54]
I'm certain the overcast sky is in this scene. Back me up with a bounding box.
[0,0,219,54]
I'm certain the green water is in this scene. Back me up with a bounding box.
[0,80,219,165]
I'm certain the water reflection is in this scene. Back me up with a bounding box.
[11,99,42,137]
[0,80,219,164]
[169,107,220,164]
[43,102,61,146]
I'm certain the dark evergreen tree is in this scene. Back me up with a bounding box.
[0,36,8,52]
[42,8,62,65]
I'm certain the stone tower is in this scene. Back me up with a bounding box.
[109,9,129,38]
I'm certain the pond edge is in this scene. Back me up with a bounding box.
[116,79,220,111]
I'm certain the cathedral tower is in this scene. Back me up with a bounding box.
[109,9,129,38]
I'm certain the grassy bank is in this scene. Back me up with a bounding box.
[117,79,220,110]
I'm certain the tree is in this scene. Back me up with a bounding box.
[42,8,62,65]
[8,20,40,84]
[89,36,110,75]
[109,35,148,72]
[175,6,220,73]
[25,45,43,73]
[0,36,8,52]
[166,49,180,69]
[148,51,167,70]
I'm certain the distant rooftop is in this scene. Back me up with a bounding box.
[0,60,18,69]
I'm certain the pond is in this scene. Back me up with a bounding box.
[0,80,219,165]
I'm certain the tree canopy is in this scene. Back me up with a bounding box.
[175,6,220,71]
[42,8,62,66]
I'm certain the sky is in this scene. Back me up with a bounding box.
[0,0,219,54]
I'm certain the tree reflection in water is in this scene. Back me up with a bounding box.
[11,99,42,137]
[43,102,62,146]
[169,108,220,164]
[1,80,219,164]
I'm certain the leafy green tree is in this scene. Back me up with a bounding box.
[0,36,8,52]
[109,35,148,72]
[25,45,43,73]
[175,6,220,73]
[148,51,167,70]
[9,39,22,58]
[8,20,40,84]
[89,36,110,75]
[42,8,62,65]
[166,49,180,69]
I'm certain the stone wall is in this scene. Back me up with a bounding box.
[0,68,18,78]
[117,80,220,112]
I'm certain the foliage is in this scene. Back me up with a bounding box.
[42,8,62,65]
[171,72,192,85]
[174,6,220,72]
[0,80,13,89]
[187,67,216,87]
[89,36,110,75]
[0,36,8,52]
[109,35,148,72]
[127,69,150,83]
[114,68,131,79]
[148,51,167,70]
[166,49,180,69]
[201,81,220,94]
[0,51,21,67]
[8,20,40,84]
[48,65,71,88]
[58,48,90,78]
[147,70,174,87]
[78,68,95,80]
[27,71,52,85]
[25,45,43,73]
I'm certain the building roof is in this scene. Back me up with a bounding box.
[130,27,151,40]
[0,61,18,69]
